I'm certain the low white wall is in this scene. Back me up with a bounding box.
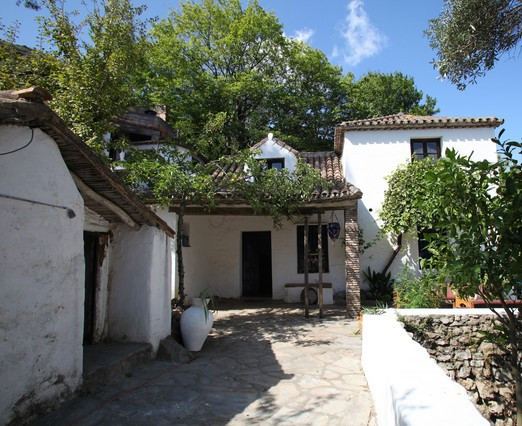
[182,213,346,300]
[108,224,173,352]
[0,126,84,423]
[362,309,489,426]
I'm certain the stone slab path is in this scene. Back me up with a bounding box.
[37,303,376,425]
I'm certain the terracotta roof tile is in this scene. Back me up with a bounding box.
[334,112,504,154]
[338,112,503,129]
[300,151,361,201]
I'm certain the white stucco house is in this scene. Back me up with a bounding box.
[117,108,502,321]
[0,87,176,424]
[169,134,363,316]
[334,112,502,281]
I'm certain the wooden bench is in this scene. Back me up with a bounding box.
[284,283,333,305]
[445,286,522,308]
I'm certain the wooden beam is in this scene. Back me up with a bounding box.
[169,206,330,216]
[304,216,310,318]
[71,173,140,231]
[318,212,324,318]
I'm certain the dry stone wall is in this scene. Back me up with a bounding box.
[400,314,520,426]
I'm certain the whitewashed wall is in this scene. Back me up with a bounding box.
[181,213,346,301]
[108,224,173,352]
[254,137,298,171]
[340,127,498,283]
[362,310,489,426]
[0,126,85,423]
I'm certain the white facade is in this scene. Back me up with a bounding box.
[109,224,173,350]
[0,124,174,423]
[182,213,347,301]
[340,126,499,282]
[254,134,298,171]
[0,127,85,423]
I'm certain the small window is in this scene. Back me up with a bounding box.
[266,158,285,171]
[418,228,435,263]
[297,225,329,273]
[411,138,441,161]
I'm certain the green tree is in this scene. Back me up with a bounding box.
[425,0,522,89]
[381,138,522,425]
[253,42,349,152]
[1,0,149,155]
[146,0,349,157]
[122,144,326,306]
[346,71,439,119]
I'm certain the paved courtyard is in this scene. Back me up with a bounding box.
[38,303,376,425]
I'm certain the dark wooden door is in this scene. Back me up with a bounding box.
[242,231,272,297]
[83,232,98,345]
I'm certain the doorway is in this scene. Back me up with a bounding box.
[242,231,273,298]
[83,231,98,345]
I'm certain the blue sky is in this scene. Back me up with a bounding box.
[3,0,521,146]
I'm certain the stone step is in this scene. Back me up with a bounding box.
[82,342,152,394]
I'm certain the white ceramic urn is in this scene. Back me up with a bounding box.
[180,297,214,351]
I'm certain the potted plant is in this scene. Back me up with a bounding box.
[180,289,216,351]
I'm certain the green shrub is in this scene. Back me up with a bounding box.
[394,268,446,308]
[362,267,394,304]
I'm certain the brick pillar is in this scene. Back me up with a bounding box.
[344,203,361,318]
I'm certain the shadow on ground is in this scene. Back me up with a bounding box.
[35,302,370,425]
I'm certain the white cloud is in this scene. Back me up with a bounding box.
[340,0,387,66]
[331,45,340,59]
[289,28,314,44]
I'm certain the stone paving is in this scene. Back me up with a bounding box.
[37,302,376,425]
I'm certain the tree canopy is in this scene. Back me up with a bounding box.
[2,0,439,158]
[145,0,350,156]
[146,0,438,157]
[425,0,522,89]
[2,0,149,155]
[346,71,439,118]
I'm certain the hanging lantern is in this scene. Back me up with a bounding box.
[328,222,341,240]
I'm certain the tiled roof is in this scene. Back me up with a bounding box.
[338,112,503,130]
[334,112,504,154]
[300,151,361,200]
[207,150,361,204]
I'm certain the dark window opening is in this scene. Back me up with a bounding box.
[418,228,435,263]
[411,138,441,161]
[297,225,329,273]
[266,158,285,171]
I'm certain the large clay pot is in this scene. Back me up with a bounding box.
[180,298,214,351]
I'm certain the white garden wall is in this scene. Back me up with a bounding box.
[181,212,346,300]
[362,309,490,426]
[0,126,85,423]
[341,127,498,282]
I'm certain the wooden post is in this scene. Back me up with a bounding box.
[318,212,324,318]
[304,216,309,318]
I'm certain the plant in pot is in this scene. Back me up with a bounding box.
[180,288,217,351]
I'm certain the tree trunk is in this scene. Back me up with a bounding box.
[176,203,186,308]
[304,216,309,318]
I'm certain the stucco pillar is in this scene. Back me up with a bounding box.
[344,204,360,317]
